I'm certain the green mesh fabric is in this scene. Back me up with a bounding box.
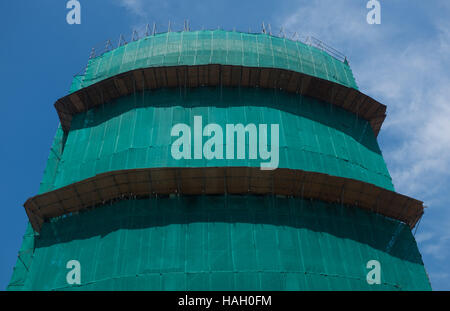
[42,88,393,192]
[8,196,430,291]
[7,224,35,291]
[72,30,358,93]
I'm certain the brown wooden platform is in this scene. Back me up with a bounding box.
[25,167,423,233]
[55,65,387,136]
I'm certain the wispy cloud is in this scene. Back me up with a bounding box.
[116,0,169,20]
[117,0,146,17]
[115,0,192,33]
[423,239,450,261]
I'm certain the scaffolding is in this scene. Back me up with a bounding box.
[86,22,349,64]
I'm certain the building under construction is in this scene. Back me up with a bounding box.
[8,27,431,290]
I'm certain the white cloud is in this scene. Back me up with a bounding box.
[429,272,450,280]
[281,0,394,53]
[416,232,434,244]
[118,0,145,16]
[421,234,450,261]
[116,0,168,19]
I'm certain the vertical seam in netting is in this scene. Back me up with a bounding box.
[256,34,261,68]
[295,41,304,73]
[106,46,114,77]
[342,61,352,87]
[179,31,183,65]
[321,52,330,81]
[308,45,317,77]
[240,33,244,66]
[145,34,154,67]
[132,37,141,67]
[193,31,198,66]
[119,44,127,74]
[209,31,213,64]
[94,54,101,79]
[225,31,229,64]
[283,37,289,71]
[255,34,260,67]
[270,36,275,69]
[163,31,170,66]
[330,57,340,84]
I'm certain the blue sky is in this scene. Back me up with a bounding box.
[0,0,449,290]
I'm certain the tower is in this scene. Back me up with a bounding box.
[8,29,431,290]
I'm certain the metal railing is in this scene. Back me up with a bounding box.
[304,36,347,63]
[78,21,349,77]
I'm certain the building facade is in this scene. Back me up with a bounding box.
[8,30,431,290]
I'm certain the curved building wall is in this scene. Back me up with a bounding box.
[71,30,358,93]
[41,88,393,192]
[9,196,429,291]
[8,30,430,291]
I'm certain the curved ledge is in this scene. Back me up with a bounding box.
[25,167,423,233]
[55,65,386,136]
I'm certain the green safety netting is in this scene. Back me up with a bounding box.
[39,87,393,193]
[70,30,358,93]
[8,195,430,291]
